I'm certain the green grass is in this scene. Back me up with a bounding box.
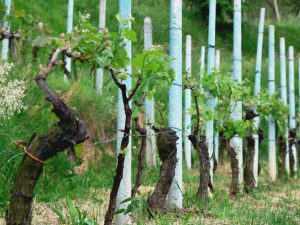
[3,158,300,224]
[138,163,300,225]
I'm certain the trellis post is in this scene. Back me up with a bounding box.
[184,35,192,169]
[205,0,217,181]
[2,0,12,61]
[279,38,290,174]
[167,0,183,209]
[116,0,132,223]
[253,8,265,186]
[230,0,243,187]
[65,0,74,81]
[96,0,107,94]
[199,46,205,91]
[144,17,156,168]
[268,25,276,182]
[288,46,297,177]
[214,49,220,164]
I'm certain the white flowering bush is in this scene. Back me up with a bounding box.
[79,12,90,22]
[0,63,26,120]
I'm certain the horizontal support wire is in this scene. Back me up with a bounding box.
[232,58,242,62]
[172,82,182,87]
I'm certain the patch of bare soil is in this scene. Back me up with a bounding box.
[74,138,102,175]
[215,162,232,176]
[74,113,115,175]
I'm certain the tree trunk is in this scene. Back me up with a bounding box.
[267,0,281,22]
[132,116,147,198]
[289,128,297,177]
[188,132,213,200]
[104,83,131,225]
[227,142,240,195]
[273,0,281,22]
[257,128,264,176]
[220,132,240,195]
[9,36,15,60]
[244,135,255,191]
[218,139,225,164]
[147,128,178,214]
[6,75,89,225]
[278,135,287,177]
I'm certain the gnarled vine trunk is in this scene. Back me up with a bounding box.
[243,110,260,190]
[257,128,264,176]
[147,128,178,214]
[218,139,225,165]
[278,135,287,177]
[220,132,239,195]
[188,132,213,200]
[244,135,255,191]
[6,75,89,225]
[289,128,297,177]
[104,76,131,225]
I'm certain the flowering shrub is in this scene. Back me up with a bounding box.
[79,12,90,22]
[0,63,26,120]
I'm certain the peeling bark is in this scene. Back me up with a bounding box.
[244,135,255,191]
[189,132,213,200]
[6,75,89,225]
[147,128,178,214]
